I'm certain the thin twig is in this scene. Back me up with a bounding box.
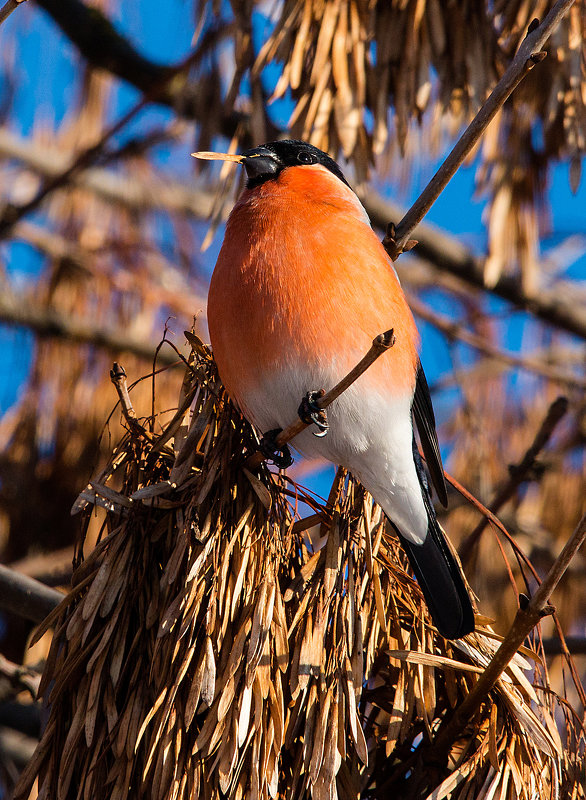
[427,511,586,768]
[110,362,143,432]
[0,563,63,623]
[0,0,25,26]
[361,189,586,341]
[460,396,569,565]
[245,329,396,470]
[409,296,585,389]
[384,1,577,258]
[0,96,152,240]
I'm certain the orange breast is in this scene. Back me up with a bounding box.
[207,165,419,410]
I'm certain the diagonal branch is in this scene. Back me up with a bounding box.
[34,0,246,134]
[0,0,26,26]
[384,0,577,258]
[0,288,179,363]
[0,563,62,623]
[409,296,586,389]
[0,127,217,222]
[459,396,569,565]
[245,329,396,470]
[426,511,586,770]
[361,189,586,341]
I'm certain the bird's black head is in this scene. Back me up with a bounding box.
[240,140,350,190]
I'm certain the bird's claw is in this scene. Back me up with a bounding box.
[259,429,294,469]
[298,390,329,438]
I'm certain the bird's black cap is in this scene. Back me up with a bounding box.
[240,140,350,190]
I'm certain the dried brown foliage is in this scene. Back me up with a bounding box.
[13,343,585,800]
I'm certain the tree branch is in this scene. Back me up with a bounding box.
[34,0,244,134]
[459,396,569,565]
[245,329,396,470]
[0,563,62,623]
[360,191,586,343]
[409,296,585,389]
[0,0,26,26]
[0,127,217,220]
[384,1,577,258]
[0,287,179,363]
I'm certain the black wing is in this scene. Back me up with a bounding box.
[412,362,448,507]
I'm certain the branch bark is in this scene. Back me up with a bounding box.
[360,191,586,343]
[0,563,62,623]
[0,287,178,363]
[408,296,585,389]
[0,0,26,26]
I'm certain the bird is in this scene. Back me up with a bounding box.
[197,139,475,640]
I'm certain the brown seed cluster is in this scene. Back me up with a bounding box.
[14,341,585,800]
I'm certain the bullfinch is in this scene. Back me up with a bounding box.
[199,140,474,639]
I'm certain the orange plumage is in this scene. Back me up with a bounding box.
[209,164,419,414]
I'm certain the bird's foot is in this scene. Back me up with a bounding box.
[298,390,329,437]
[259,429,294,469]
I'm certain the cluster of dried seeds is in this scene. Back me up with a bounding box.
[14,341,585,800]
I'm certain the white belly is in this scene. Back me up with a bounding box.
[241,364,428,544]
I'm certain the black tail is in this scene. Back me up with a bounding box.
[397,439,475,639]
[398,517,475,639]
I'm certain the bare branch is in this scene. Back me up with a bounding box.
[0,563,63,623]
[459,396,569,565]
[429,511,586,764]
[7,546,74,585]
[409,296,585,390]
[34,0,246,134]
[110,363,145,434]
[0,0,26,26]
[385,1,577,258]
[0,127,217,219]
[246,329,396,470]
[0,287,178,363]
[361,189,586,341]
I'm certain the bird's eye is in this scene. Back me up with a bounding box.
[297,150,315,165]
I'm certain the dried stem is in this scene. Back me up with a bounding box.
[460,396,569,565]
[246,329,395,470]
[0,0,25,26]
[362,189,586,341]
[409,297,585,389]
[110,362,143,431]
[384,1,577,259]
[427,511,586,770]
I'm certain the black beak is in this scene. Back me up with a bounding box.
[241,147,280,182]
